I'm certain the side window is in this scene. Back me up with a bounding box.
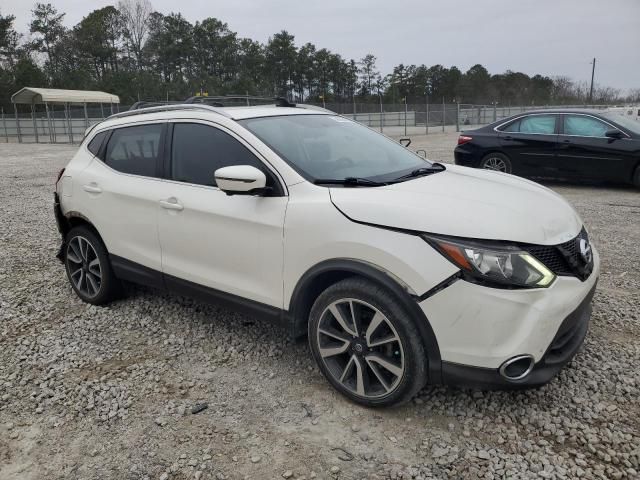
[502,120,521,132]
[171,123,268,187]
[518,115,557,134]
[87,131,108,157]
[563,115,610,137]
[104,124,162,177]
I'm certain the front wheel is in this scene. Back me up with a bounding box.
[308,278,428,407]
[480,152,512,174]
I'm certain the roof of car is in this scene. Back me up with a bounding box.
[511,108,610,115]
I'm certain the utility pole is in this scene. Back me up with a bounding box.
[589,58,596,104]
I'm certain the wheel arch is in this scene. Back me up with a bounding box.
[63,212,102,239]
[288,258,442,384]
[56,211,106,262]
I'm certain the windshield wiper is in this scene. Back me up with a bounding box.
[390,163,446,182]
[313,177,388,187]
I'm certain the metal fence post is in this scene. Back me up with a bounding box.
[442,97,445,133]
[32,103,39,143]
[379,96,383,133]
[83,102,89,130]
[493,103,497,122]
[2,108,7,143]
[66,103,74,144]
[425,96,429,135]
[46,103,54,143]
[100,103,104,119]
[404,98,407,136]
[456,102,460,132]
[13,103,22,143]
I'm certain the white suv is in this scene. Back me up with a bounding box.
[54,101,599,407]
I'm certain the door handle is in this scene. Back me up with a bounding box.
[83,183,102,194]
[504,135,514,141]
[159,198,184,211]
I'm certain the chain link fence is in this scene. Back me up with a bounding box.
[1,102,614,144]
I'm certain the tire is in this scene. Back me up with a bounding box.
[308,277,428,407]
[480,152,512,174]
[64,226,121,305]
[633,166,640,189]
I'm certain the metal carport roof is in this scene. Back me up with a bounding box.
[11,87,120,104]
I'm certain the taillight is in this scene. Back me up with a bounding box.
[56,168,65,185]
[457,135,473,145]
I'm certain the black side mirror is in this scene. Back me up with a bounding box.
[399,138,411,147]
[605,129,623,140]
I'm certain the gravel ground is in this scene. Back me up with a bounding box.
[1,136,639,480]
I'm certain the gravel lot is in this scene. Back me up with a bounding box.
[1,134,639,480]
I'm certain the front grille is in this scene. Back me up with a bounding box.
[524,228,593,281]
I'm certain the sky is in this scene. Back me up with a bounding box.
[3,0,639,91]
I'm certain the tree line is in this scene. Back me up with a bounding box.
[1,1,638,111]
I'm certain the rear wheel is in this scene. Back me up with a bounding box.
[480,152,512,174]
[308,277,427,407]
[64,226,121,305]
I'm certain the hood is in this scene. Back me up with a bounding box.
[329,165,583,246]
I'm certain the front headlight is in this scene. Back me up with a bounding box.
[423,235,556,288]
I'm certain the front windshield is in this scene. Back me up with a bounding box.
[601,113,640,135]
[239,114,431,182]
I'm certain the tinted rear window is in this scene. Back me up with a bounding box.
[104,124,162,177]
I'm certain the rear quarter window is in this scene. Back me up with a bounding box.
[87,131,108,157]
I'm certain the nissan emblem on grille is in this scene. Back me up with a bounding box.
[579,238,592,265]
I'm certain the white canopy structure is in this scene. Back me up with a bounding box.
[11,87,120,105]
[9,87,120,144]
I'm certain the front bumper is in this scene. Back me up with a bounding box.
[440,282,595,389]
[419,245,599,388]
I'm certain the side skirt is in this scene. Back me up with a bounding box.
[110,254,288,329]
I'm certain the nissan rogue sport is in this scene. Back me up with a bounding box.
[54,100,599,407]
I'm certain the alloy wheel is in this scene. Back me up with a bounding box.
[66,236,102,298]
[483,157,508,172]
[316,298,405,399]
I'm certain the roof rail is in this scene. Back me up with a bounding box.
[184,95,296,108]
[128,100,182,111]
[107,103,232,120]
[295,104,334,114]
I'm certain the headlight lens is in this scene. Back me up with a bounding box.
[424,236,555,288]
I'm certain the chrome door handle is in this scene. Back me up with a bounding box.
[159,199,184,211]
[83,183,102,194]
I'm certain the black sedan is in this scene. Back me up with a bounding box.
[454,109,640,188]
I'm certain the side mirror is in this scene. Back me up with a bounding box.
[416,149,427,158]
[214,165,267,195]
[605,129,623,140]
[399,138,411,147]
